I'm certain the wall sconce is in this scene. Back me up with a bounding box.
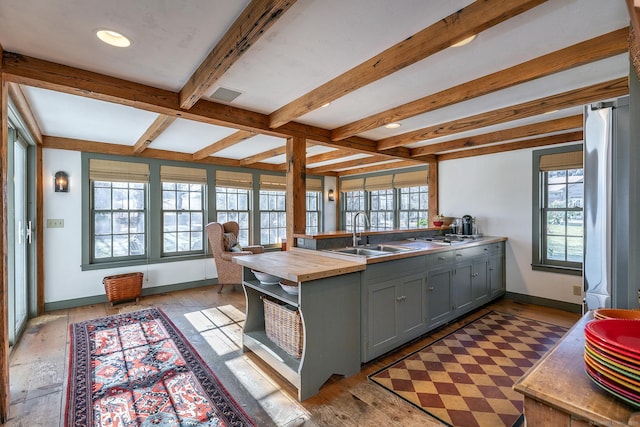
[328,189,335,202]
[54,171,69,192]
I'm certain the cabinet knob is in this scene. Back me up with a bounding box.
[428,286,434,291]
[456,253,463,257]
[438,256,446,261]
[473,272,479,277]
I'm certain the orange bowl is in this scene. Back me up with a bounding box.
[593,308,640,320]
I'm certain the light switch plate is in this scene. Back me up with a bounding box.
[573,285,582,296]
[47,219,64,228]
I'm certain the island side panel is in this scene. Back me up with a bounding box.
[297,272,362,401]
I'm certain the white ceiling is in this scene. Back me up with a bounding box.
[0,0,632,173]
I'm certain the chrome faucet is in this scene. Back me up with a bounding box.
[352,211,370,247]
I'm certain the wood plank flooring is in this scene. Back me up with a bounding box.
[5,286,580,426]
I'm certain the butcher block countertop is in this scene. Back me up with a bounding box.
[233,237,507,282]
[232,247,366,283]
[514,311,640,426]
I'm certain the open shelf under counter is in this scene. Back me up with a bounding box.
[239,260,362,401]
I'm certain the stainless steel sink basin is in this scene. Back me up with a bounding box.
[375,244,413,252]
[327,244,414,257]
[330,247,388,257]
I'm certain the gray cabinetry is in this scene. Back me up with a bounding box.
[489,242,506,297]
[425,241,503,328]
[362,257,426,362]
[425,267,452,328]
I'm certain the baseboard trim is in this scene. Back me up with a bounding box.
[44,279,218,312]
[505,291,582,313]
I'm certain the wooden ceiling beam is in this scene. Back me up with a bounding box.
[378,77,628,151]
[436,131,583,162]
[132,114,176,154]
[179,0,296,109]
[240,145,286,166]
[7,83,43,145]
[192,129,256,160]
[410,114,583,157]
[1,52,408,160]
[337,160,424,177]
[306,149,344,165]
[42,135,282,171]
[308,154,425,175]
[332,28,628,141]
[268,0,547,128]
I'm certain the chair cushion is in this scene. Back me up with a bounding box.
[223,232,242,252]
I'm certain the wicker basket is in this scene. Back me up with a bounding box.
[103,272,143,305]
[262,296,303,359]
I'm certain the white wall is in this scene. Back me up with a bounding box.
[439,147,583,304]
[323,176,337,231]
[43,149,216,304]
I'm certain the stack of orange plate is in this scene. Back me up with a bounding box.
[594,308,640,320]
[584,318,640,408]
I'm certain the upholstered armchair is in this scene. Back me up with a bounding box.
[206,221,264,293]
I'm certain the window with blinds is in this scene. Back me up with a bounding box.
[259,174,287,245]
[533,146,584,273]
[89,160,149,261]
[160,166,206,255]
[215,170,253,246]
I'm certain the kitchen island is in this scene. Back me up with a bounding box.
[234,236,507,400]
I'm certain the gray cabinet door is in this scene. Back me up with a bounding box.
[452,263,473,312]
[472,257,489,303]
[367,280,398,357]
[398,275,426,337]
[426,267,452,327]
[489,252,505,297]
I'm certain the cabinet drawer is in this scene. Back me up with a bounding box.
[489,242,505,255]
[454,245,489,260]
[427,251,454,267]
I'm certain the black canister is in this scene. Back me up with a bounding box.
[462,215,473,235]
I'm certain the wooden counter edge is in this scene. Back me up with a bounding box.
[513,311,638,427]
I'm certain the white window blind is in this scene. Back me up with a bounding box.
[393,170,428,188]
[215,170,253,189]
[340,178,364,192]
[160,165,206,184]
[539,151,583,171]
[365,174,393,191]
[89,159,149,182]
[306,177,322,192]
[260,174,287,190]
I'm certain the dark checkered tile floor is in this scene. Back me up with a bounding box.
[369,311,568,427]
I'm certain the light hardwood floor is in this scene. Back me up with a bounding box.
[5,286,580,427]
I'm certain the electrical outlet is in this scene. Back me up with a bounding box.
[47,219,64,228]
[573,285,582,296]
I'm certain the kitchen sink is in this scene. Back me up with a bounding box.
[374,244,413,252]
[327,244,413,257]
[329,247,388,257]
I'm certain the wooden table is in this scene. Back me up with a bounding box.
[514,311,640,426]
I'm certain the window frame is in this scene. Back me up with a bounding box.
[160,182,205,256]
[91,180,148,263]
[398,185,429,228]
[215,186,252,247]
[258,189,287,246]
[305,190,322,234]
[532,144,584,276]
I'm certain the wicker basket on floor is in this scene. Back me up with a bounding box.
[262,296,304,359]
[103,272,143,305]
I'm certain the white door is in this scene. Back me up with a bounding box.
[9,130,29,344]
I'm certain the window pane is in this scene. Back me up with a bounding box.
[547,236,566,261]
[162,182,205,255]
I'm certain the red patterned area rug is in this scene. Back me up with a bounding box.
[65,307,255,426]
[369,311,568,427]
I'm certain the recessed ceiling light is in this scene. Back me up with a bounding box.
[451,35,476,47]
[96,29,131,47]
[321,102,331,108]
[385,123,401,129]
